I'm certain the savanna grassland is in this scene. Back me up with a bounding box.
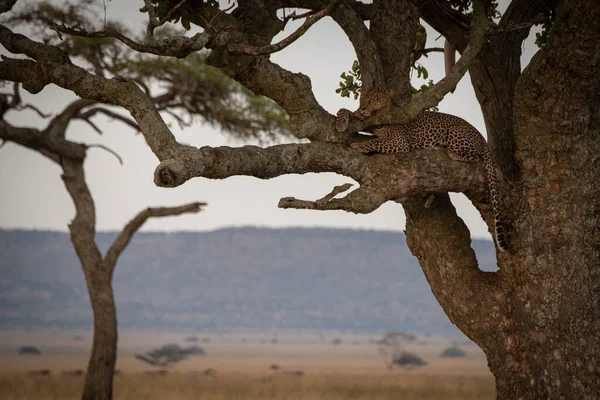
[0,331,496,399]
[0,372,495,400]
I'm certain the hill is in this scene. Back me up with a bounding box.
[0,227,497,334]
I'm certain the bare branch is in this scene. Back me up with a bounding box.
[316,183,353,206]
[77,107,141,132]
[279,184,385,214]
[41,21,210,58]
[145,0,187,40]
[86,144,124,165]
[228,0,343,56]
[18,103,51,118]
[444,40,455,77]
[45,98,96,140]
[0,120,86,161]
[102,202,206,272]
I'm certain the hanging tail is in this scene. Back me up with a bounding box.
[483,149,508,252]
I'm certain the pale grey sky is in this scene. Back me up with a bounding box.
[0,0,537,240]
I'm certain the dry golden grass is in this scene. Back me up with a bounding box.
[0,372,495,400]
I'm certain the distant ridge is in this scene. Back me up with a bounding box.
[0,227,497,334]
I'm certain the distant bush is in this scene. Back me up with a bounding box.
[135,344,205,368]
[185,346,206,355]
[392,352,427,368]
[202,338,211,343]
[184,335,198,342]
[18,346,41,355]
[440,346,468,358]
[332,338,342,345]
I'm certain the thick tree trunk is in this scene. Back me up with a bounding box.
[485,1,600,398]
[82,273,118,400]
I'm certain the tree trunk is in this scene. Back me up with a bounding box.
[82,272,118,400]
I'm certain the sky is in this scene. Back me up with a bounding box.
[0,0,538,240]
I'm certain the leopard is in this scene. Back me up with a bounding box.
[336,87,508,252]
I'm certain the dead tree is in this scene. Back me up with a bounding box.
[2,0,600,398]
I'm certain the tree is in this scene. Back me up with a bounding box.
[135,344,205,368]
[1,0,599,398]
[377,331,416,370]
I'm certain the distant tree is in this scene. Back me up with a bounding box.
[392,352,427,369]
[184,335,199,343]
[135,344,205,368]
[440,346,468,358]
[377,331,416,370]
[331,338,343,345]
[18,345,41,355]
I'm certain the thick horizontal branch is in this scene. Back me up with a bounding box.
[102,202,206,272]
[153,142,492,214]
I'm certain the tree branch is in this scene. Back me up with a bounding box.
[43,21,211,59]
[228,0,343,56]
[0,24,182,161]
[413,0,471,51]
[329,2,385,88]
[77,107,141,132]
[45,98,96,140]
[153,143,492,216]
[403,194,503,348]
[0,120,86,161]
[279,184,386,214]
[102,202,205,273]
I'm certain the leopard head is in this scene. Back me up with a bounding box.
[355,87,392,119]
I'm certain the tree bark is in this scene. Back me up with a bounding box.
[82,273,118,400]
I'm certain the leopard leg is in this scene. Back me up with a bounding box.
[447,142,480,162]
[350,137,410,154]
[335,109,353,133]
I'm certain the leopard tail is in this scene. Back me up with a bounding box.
[483,148,508,252]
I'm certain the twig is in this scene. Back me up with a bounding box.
[315,183,353,206]
[18,104,51,118]
[228,0,343,56]
[78,107,141,132]
[206,3,236,32]
[79,117,103,134]
[86,144,124,165]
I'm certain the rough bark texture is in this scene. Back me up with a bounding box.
[488,0,600,397]
[3,0,600,398]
